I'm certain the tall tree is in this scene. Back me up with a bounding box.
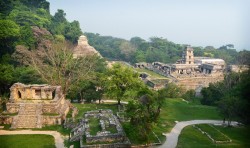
[103,63,142,105]
[13,42,103,95]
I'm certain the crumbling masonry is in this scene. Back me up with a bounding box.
[1,83,70,129]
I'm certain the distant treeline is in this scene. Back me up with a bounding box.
[85,32,250,65]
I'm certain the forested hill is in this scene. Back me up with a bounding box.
[0,0,83,95]
[0,0,82,55]
[85,32,250,65]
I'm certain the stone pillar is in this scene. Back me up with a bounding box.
[203,69,206,74]
[58,118,61,125]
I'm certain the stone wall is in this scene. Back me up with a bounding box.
[9,83,62,102]
[6,103,20,113]
[42,115,61,125]
[176,76,224,91]
[86,134,125,144]
[0,116,13,124]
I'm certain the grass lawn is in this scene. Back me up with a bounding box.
[153,98,221,142]
[195,124,230,141]
[0,134,55,148]
[177,125,250,148]
[134,67,168,79]
[106,126,117,134]
[122,122,160,145]
[33,125,71,136]
[89,117,101,135]
[73,103,118,120]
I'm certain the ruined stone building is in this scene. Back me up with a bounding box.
[70,109,130,147]
[136,46,226,94]
[73,35,101,58]
[1,83,70,129]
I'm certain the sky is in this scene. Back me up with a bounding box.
[48,0,250,50]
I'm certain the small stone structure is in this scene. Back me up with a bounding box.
[73,35,101,58]
[0,83,70,129]
[70,109,130,147]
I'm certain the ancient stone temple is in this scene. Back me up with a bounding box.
[73,35,101,58]
[1,83,70,129]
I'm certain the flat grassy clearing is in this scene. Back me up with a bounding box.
[177,125,250,148]
[0,134,55,148]
[154,98,221,134]
[106,126,117,134]
[195,124,230,141]
[73,103,118,120]
[89,117,101,135]
[134,67,168,79]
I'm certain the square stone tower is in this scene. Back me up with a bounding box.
[182,46,194,64]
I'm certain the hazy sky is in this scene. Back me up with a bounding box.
[48,0,249,50]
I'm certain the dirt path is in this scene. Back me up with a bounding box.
[0,130,65,148]
[158,120,238,148]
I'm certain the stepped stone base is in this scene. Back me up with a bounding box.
[1,83,71,129]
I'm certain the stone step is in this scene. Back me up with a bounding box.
[14,115,39,128]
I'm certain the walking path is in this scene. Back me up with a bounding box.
[0,130,65,148]
[158,120,238,148]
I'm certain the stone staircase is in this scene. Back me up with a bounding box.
[11,103,43,129]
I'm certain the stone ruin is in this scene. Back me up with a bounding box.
[70,109,130,147]
[73,35,102,58]
[0,83,70,129]
[135,46,225,93]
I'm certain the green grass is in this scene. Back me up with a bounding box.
[195,124,230,141]
[89,117,101,135]
[73,103,118,120]
[177,125,250,148]
[134,68,168,79]
[106,126,117,134]
[154,98,221,133]
[33,125,71,136]
[73,99,221,145]
[122,122,160,145]
[1,112,18,116]
[0,134,55,148]
[42,113,60,116]
[0,124,11,130]
[64,140,80,148]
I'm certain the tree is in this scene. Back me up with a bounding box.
[13,42,103,96]
[161,83,184,98]
[0,20,20,55]
[125,87,165,143]
[217,95,239,126]
[0,64,14,95]
[103,63,142,105]
[130,37,145,48]
[182,89,196,102]
[64,20,83,43]
[119,41,136,62]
